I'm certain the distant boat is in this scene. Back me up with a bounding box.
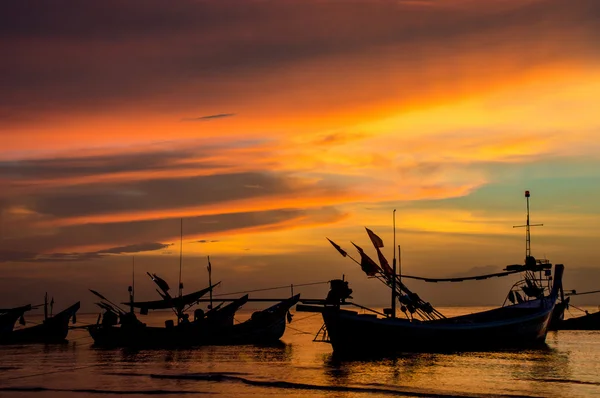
[87,285,299,348]
[0,295,80,345]
[549,289,600,330]
[89,221,300,348]
[87,284,247,348]
[87,270,300,348]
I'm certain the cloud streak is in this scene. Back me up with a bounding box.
[182,113,236,122]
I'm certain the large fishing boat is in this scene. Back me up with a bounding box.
[0,294,80,345]
[298,191,563,356]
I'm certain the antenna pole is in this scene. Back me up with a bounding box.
[513,190,543,263]
[392,209,397,318]
[179,218,183,299]
[207,256,213,310]
[132,256,135,299]
[398,244,402,300]
[526,190,530,259]
[129,256,135,314]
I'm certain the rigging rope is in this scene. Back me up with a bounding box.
[400,270,520,283]
[212,281,330,297]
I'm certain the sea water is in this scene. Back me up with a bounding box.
[1,307,600,397]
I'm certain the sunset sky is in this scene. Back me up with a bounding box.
[2,0,600,310]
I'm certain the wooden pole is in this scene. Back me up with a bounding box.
[392,209,397,318]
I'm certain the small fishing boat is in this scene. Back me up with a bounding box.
[204,294,301,345]
[88,282,299,348]
[549,289,600,330]
[88,255,299,348]
[0,294,80,345]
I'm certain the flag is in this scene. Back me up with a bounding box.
[326,238,347,257]
[376,247,394,277]
[351,242,380,276]
[365,227,384,248]
[207,256,212,273]
[364,228,394,276]
[148,272,170,293]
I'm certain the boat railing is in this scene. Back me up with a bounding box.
[502,277,551,307]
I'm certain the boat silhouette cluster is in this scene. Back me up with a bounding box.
[2,192,598,354]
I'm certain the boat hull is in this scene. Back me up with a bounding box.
[322,302,554,356]
[88,295,300,348]
[551,310,600,330]
[0,302,80,345]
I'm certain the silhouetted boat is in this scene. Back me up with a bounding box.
[549,289,600,330]
[298,191,564,356]
[0,296,80,345]
[87,267,300,349]
[204,294,301,345]
[88,285,299,348]
[299,262,563,356]
[87,285,248,348]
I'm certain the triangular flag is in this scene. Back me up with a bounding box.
[327,238,347,257]
[365,227,384,248]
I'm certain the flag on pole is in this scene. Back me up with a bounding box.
[376,247,394,276]
[207,256,212,273]
[326,238,347,257]
[351,242,380,276]
[148,272,170,293]
[365,228,394,276]
[365,227,384,248]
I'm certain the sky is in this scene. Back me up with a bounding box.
[1,0,600,311]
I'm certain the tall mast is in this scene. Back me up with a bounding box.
[207,256,213,310]
[513,190,543,262]
[129,256,135,314]
[44,292,48,320]
[391,209,397,318]
[526,190,531,259]
[178,218,183,299]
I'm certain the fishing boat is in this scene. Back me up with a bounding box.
[88,256,299,348]
[88,279,299,348]
[87,282,247,348]
[549,289,600,330]
[298,191,563,356]
[204,294,301,345]
[0,294,80,345]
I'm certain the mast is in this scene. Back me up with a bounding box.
[179,218,183,299]
[513,191,543,282]
[391,209,397,318]
[128,256,135,314]
[526,190,531,259]
[44,292,48,320]
[207,256,213,310]
[398,244,402,304]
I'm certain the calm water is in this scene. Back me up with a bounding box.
[1,307,600,397]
